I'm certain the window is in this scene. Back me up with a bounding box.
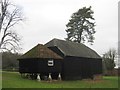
[48,60,54,66]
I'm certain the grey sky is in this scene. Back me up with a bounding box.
[12,0,118,56]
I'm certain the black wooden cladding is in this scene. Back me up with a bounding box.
[61,56,102,80]
[19,56,102,80]
[19,58,62,74]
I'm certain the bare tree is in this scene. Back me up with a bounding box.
[0,0,23,52]
[102,48,117,71]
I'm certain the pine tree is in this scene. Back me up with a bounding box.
[66,6,95,44]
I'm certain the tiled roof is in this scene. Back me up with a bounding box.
[45,38,101,59]
[19,44,63,59]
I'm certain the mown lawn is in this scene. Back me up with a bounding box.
[2,71,119,88]
[0,70,2,89]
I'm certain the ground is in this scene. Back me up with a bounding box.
[1,71,119,89]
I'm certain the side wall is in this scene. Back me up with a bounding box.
[19,58,62,74]
[81,58,102,78]
[62,56,102,80]
[62,56,82,80]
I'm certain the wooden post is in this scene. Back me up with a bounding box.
[37,74,41,81]
[58,73,61,80]
[48,73,52,81]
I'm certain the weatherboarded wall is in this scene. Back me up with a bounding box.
[61,56,102,80]
[19,58,62,74]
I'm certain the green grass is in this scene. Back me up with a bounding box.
[0,70,2,89]
[2,71,119,88]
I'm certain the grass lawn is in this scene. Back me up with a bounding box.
[2,71,119,88]
[0,70,2,89]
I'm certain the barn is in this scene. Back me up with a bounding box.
[45,38,102,80]
[18,44,63,80]
[18,38,102,80]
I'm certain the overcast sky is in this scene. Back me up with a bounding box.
[12,0,118,56]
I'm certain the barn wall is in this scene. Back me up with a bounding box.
[91,58,102,75]
[19,57,102,80]
[80,58,102,78]
[62,56,82,80]
[19,58,62,74]
[62,56,102,80]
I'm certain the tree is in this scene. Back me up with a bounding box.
[2,51,22,71]
[0,0,23,52]
[102,48,116,71]
[65,6,95,44]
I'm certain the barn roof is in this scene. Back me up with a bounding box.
[19,44,63,59]
[45,38,101,59]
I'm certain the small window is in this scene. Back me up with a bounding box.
[48,60,54,66]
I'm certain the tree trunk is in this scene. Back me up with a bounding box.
[77,31,82,43]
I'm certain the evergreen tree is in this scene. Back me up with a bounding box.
[65,6,95,44]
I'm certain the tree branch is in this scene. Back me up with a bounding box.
[0,0,23,52]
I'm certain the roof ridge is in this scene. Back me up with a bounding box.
[51,38,96,52]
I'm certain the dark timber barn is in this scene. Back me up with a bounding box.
[18,44,63,80]
[18,39,102,80]
[45,39,102,80]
